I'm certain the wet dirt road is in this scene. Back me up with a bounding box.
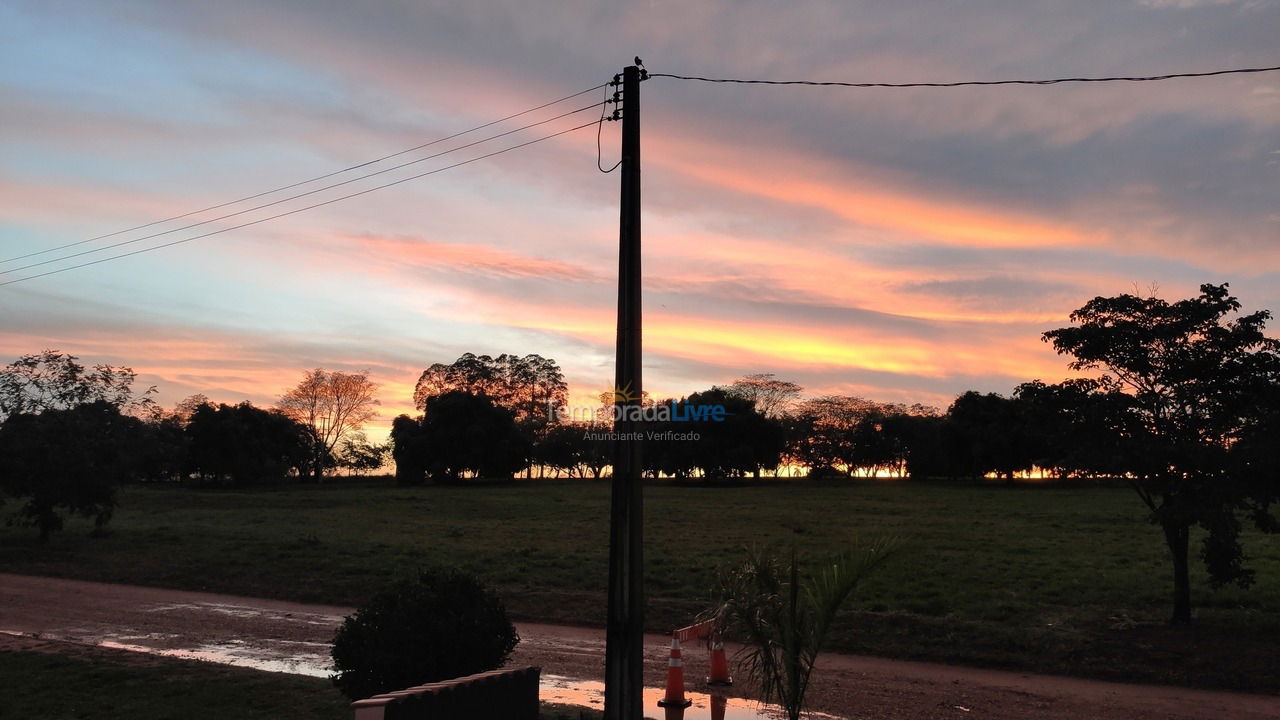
[2,573,1276,720]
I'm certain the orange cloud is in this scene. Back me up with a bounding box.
[344,233,601,282]
[653,136,1100,250]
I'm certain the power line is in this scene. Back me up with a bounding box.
[1,100,605,276]
[649,64,1280,88]
[597,83,622,174]
[0,82,609,266]
[0,120,599,288]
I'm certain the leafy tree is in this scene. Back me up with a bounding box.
[848,410,900,476]
[658,389,784,479]
[278,369,379,481]
[645,400,698,480]
[1012,379,1134,479]
[186,402,311,485]
[0,401,144,539]
[131,414,190,483]
[721,373,803,418]
[1231,384,1280,531]
[335,433,388,475]
[390,414,428,486]
[870,405,943,479]
[330,568,518,700]
[413,353,567,430]
[170,393,211,426]
[1043,283,1280,623]
[413,352,498,405]
[790,396,921,477]
[707,542,894,720]
[946,391,1036,481]
[892,413,950,479]
[788,396,872,475]
[419,391,530,482]
[533,423,584,478]
[574,423,612,480]
[0,350,156,422]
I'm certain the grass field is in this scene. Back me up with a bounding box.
[0,645,349,720]
[0,642,600,720]
[2,478,1278,691]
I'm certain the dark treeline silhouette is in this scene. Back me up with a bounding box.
[0,354,385,539]
[2,284,1276,624]
[388,284,1280,624]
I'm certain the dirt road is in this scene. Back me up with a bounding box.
[1,573,1274,719]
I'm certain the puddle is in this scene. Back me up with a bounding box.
[6,628,841,719]
[541,674,843,720]
[146,601,344,626]
[4,628,335,679]
[98,639,333,678]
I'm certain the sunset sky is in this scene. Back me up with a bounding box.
[2,1,1278,440]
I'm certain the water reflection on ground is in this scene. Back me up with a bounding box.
[98,637,334,678]
[541,674,841,720]
[5,625,839,720]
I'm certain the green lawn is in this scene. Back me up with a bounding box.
[2,479,1278,691]
[0,646,349,720]
[0,645,600,720]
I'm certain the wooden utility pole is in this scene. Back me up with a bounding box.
[604,63,644,720]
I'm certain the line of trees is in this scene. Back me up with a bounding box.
[391,364,1158,485]
[2,284,1276,625]
[389,284,1279,624]
[0,354,382,538]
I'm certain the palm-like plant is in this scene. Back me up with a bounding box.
[707,541,895,720]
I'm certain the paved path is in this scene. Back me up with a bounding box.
[2,573,1276,719]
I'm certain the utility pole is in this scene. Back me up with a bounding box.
[604,62,644,720]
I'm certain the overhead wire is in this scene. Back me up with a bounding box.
[648,64,1280,88]
[9,61,1277,286]
[0,82,609,265]
[1,99,606,276]
[0,120,601,287]
[597,83,622,173]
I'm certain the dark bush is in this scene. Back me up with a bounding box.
[330,568,519,700]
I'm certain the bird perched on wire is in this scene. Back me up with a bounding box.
[634,56,645,69]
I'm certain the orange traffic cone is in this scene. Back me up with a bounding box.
[706,635,732,686]
[657,636,693,708]
[710,694,728,720]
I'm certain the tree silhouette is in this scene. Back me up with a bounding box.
[335,432,388,475]
[278,369,379,481]
[693,389,784,479]
[0,350,156,422]
[412,353,567,429]
[721,373,803,418]
[1044,283,1280,623]
[946,391,1035,481]
[186,402,311,485]
[533,423,585,478]
[419,391,529,482]
[390,414,428,486]
[0,401,144,539]
[789,395,919,478]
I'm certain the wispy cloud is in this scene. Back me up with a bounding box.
[3,0,1277,440]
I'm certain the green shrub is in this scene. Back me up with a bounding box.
[330,568,519,700]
